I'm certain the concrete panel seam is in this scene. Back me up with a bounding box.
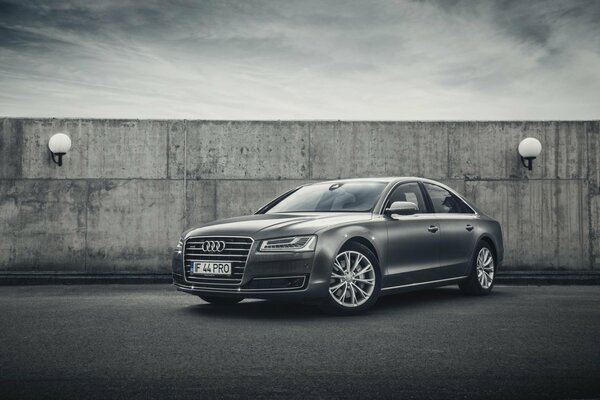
[84,181,89,272]
[0,177,190,181]
[578,180,585,268]
[585,121,590,181]
[0,177,589,183]
[554,122,560,178]
[4,118,598,123]
[183,120,187,231]
[462,178,588,182]
[213,180,218,220]
[166,122,170,181]
[446,123,451,178]
[588,184,594,270]
[308,122,312,179]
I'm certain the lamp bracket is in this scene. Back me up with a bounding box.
[51,152,66,167]
[521,156,535,171]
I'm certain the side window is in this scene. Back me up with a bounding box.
[423,183,473,214]
[386,183,427,213]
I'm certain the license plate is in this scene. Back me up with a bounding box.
[193,261,232,276]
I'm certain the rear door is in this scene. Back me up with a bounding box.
[384,182,441,288]
[422,183,478,278]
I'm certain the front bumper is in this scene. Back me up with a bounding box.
[171,242,332,301]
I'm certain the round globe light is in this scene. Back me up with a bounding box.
[518,137,542,158]
[48,133,72,167]
[48,133,72,154]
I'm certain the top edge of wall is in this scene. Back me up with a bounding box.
[1,117,599,123]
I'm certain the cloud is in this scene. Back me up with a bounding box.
[0,0,599,119]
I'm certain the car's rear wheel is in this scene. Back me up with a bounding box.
[199,295,243,305]
[459,242,496,295]
[319,242,381,315]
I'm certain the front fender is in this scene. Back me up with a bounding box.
[315,223,387,276]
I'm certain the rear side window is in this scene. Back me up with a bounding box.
[423,183,473,214]
[385,182,427,212]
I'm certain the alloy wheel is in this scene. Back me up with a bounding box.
[329,250,376,307]
[476,247,495,289]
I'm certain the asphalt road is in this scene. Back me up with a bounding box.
[0,285,598,400]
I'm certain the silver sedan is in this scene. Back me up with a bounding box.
[172,177,503,315]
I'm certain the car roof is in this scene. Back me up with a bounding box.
[308,177,428,185]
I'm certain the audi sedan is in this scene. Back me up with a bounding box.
[172,177,503,315]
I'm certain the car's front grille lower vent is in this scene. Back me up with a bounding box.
[183,236,253,287]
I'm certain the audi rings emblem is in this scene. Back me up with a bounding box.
[202,240,226,253]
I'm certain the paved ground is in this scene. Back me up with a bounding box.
[0,285,598,400]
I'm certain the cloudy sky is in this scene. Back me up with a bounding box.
[0,0,599,119]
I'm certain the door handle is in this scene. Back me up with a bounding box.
[466,224,474,232]
[427,225,439,233]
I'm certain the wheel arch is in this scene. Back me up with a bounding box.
[465,234,499,276]
[469,234,501,271]
[341,236,379,261]
[478,235,498,261]
[317,225,386,277]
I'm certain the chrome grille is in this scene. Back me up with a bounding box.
[183,236,253,287]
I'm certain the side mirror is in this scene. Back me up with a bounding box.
[384,201,418,216]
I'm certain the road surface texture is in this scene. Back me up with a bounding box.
[0,285,598,400]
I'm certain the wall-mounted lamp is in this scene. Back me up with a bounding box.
[518,137,542,171]
[48,133,72,167]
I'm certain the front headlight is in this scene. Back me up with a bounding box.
[175,238,183,253]
[259,235,317,252]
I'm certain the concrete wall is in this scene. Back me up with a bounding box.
[0,119,598,274]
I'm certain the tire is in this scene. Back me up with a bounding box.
[199,295,243,305]
[319,242,381,315]
[459,241,496,295]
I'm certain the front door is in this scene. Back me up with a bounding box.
[384,182,441,288]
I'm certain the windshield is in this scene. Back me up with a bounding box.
[266,182,387,213]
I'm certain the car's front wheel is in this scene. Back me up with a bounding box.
[459,242,496,295]
[199,295,243,305]
[319,242,381,315]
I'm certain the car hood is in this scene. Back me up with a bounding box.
[184,212,373,239]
